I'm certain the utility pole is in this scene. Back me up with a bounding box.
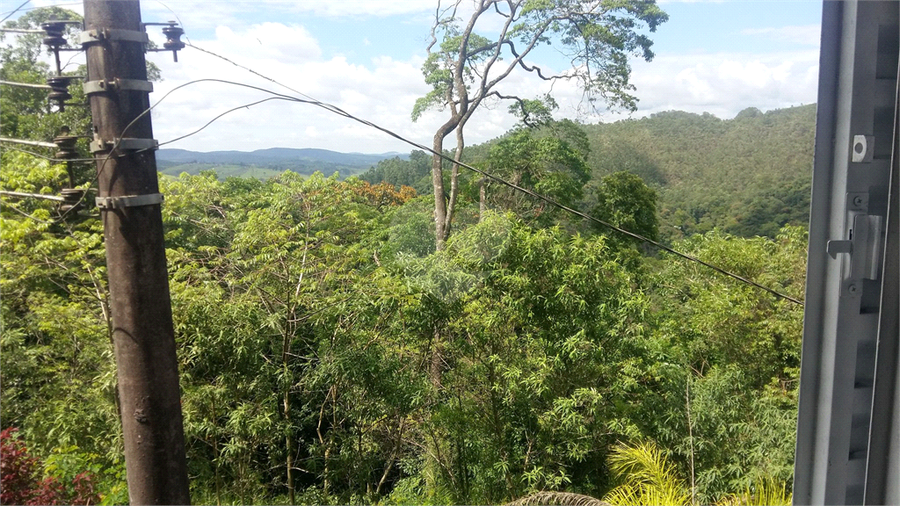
[82,1,190,503]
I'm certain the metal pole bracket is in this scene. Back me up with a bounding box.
[84,78,153,95]
[91,137,158,153]
[79,28,149,45]
[96,193,163,210]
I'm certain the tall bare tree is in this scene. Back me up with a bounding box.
[412,0,667,250]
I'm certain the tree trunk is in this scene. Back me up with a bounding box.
[479,178,486,221]
[431,133,448,251]
[430,326,443,389]
[444,123,465,237]
[431,111,464,250]
[283,323,296,505]
[285,393,295,505]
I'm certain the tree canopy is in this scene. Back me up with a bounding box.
[414,0,668,250]
[1,6,808,506]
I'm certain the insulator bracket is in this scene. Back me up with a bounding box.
[78,28,149,45]
[145,21,186,62]
[47,76,75,108]
[83,78,153,95]
[53,135,79,159]
[41,20,79,48]
[90,137,158,153]
[96,193,163,210]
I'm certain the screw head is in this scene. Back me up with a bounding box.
[853,196,864,206]
[848,284,858,294]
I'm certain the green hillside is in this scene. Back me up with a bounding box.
[158,163,285,180]
[361,104,816,240]
[582,105,816,239]
[158,162,372,180]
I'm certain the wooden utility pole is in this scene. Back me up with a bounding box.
[82,1,190,503]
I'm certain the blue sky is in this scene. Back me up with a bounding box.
[17,0,823,153]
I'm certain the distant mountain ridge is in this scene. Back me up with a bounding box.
[156,147,407,179]
[157,147,405,167]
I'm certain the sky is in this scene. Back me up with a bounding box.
[13,0,823,154]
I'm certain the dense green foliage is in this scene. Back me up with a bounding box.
[3,158,806,504]
[3,7,807,505]
[362,106,815,241]
[582,107,815,240]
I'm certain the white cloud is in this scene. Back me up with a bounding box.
[137,0,435,27]
[284,0,435,18]
[618,49,820,120]
[742,25,821,46]
[148,22,440,154]
[19,2,822,154]
[148,16,820,155]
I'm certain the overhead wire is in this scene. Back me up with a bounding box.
[153,0,190,44]
[0,2,82,21]
[1,1,31,24]
[1,144,95,163]
[55,78,222,221]
[3,200,55,224]
[0,27,41,34]
[157,96,294,148]
[153,51,805,306]
[4,78,274,222]
[0,190,65,202]
[0,79,51,89]
[0,136,57,148]
[0,27,805,305]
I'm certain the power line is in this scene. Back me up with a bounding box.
[157,96,292,148]
[0,2,83,21]
[2,200,55,224]
[1,144,94,163]
[0,27,42,34]
[0,79,51,89]
[0,1,31,23]
[0,190,65,202]
[153,0,190,45]
[152,64,804,306]
[55,78,244,221]
[3,30,803,305]
[0,136,56,148]
[0,76,204,221]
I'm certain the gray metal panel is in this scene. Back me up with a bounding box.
[793,2,848,503]
[794,1,898,504]
[863,61,900,505]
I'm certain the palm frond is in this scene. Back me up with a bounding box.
[604,441,691,506]
[505,491,610,506]
[717,475,791,506]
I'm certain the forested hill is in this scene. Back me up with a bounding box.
[582,105,816,239]
[156,147,405,179]
[361,104,816,240]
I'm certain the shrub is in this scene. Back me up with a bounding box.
[0,428,101,505]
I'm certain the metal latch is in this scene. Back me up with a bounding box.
[828,191,885,297]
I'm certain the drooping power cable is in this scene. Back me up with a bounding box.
[155,60,805,306]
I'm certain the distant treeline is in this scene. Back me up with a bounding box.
[361,105,816,240]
